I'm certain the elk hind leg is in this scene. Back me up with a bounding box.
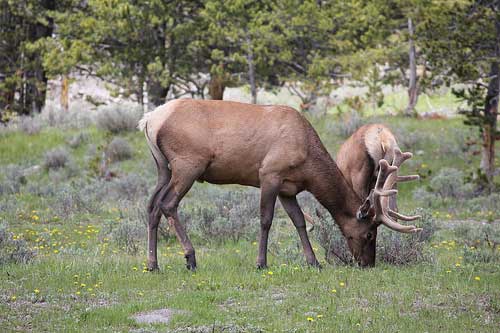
[158,162,202,271]
[146,156,171,271]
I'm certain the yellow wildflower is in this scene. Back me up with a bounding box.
[306,317,314,322]
[474,276,480,281]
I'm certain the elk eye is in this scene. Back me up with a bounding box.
[366,232,373,241]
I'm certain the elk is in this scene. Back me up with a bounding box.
[335,124,415,211]
[139,99,421,271]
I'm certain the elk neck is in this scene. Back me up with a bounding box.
[304,131,363,228]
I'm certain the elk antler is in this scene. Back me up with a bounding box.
[372,149,422,233]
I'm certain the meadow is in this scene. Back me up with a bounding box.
[0,99,499,332]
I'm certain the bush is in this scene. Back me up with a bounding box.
[332,110,366,138]
[108,173,148,201]
[111,217,145,254]
[106,137,133,162]
[185,190,260,244]
[18,116,41,135]
[95,103,142,133]
[0,165,27,195]
[67,132,88,149]
[50,182,103,216]
[430,167,473,199]
[44,148,70,170]
[0,223,36,265]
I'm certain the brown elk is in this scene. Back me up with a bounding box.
[335,124,419,211]
[139,99,421,271]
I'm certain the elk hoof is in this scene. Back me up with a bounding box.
[185,253,197,271]
[256,263,268,270]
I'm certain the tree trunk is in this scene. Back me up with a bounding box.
[208,74,225,100]
[246,35,257,104]
[481,61,499,185]
[404,17,418,116]
[60,75,69,112]
[148,79,168,106]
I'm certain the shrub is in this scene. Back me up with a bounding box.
[67,132,88,149]
[333,110,366,138]
[186,190,260,244]
[43,148,70,170]
[430,167,473,199]
[394,130,425,151]
[108,173,148,201]
[106,137,133,162]
[111,217,145,254]
[50,182,103,216]
[0,165,27,195]
[18,116,41,135]
[0,223,36,265]
[95,103,142,133]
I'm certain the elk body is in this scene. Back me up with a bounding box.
[139,99,421,271]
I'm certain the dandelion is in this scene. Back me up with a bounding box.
[34,289,40,294]
[138,292,144,296]
[446,270,451,273]
[267,271,274,275]
[455,263,461,267]
[317,314,323,318]
[87,288,93,292]
[132,266,138,271]
[307,317,315,322]
[339,282,345,287]
[80,283,86,287]
[331,289,337,293]
[11,295,16,301]
[76,291,81,295]
[474,276,480,281]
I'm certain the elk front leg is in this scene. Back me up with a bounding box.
[256,179,279,269]
[279,195,320,267]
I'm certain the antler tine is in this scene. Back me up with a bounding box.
[372,149,422,233]
[388,209,421,221]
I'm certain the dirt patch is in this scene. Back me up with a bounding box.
[131,308,187,324]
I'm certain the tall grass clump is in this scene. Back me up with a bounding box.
[96,103,142,133]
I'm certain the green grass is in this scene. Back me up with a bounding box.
[0,106,499,332]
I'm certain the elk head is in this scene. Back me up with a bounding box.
[344,148,422,267]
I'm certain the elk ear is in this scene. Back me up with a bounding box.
[357,191,375,221]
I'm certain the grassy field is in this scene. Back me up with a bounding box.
[0,104,499,332]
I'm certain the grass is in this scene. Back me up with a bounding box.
[0,101,499,332]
